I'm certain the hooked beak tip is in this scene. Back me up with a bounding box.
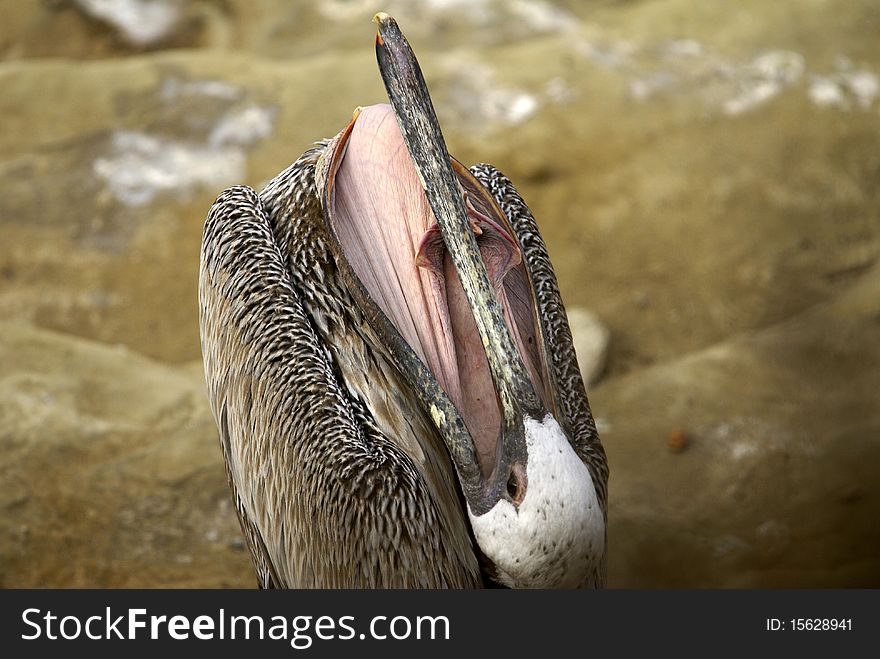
[373,12,394,44]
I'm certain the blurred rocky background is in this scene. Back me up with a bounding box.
[1,0,878,587]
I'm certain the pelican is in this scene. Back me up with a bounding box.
[199,14,608,588]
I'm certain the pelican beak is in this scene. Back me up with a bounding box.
[374,13,546,514]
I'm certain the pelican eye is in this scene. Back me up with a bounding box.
[506,466,527,505]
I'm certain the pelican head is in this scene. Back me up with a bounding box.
[307,14,605,588]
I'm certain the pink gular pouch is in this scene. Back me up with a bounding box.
[322,103,551,479]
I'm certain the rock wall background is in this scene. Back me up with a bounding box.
[1,0,878,587]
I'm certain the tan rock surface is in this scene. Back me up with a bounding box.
[597,266,880,587]
[0,322,252,587]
